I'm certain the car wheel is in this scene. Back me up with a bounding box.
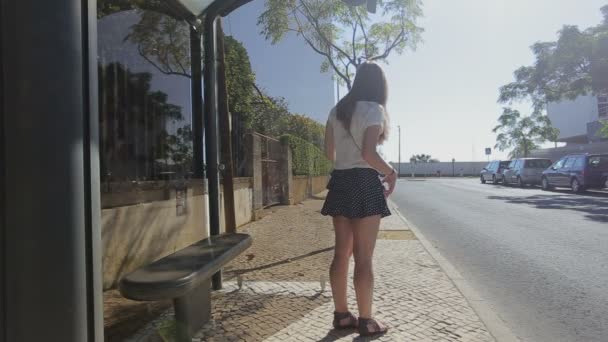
[571,178,585,193]
[492,175,497,184]
[541,177,551,191]
[517,176,524,188]
[480,176,486,184]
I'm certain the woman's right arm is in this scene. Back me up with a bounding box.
[361,125,396,195]
[325,122,335,162]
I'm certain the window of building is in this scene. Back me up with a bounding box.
[598,94,608,119]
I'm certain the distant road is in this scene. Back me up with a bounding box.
[391,178,608,342]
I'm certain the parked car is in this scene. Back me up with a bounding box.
[541,154,608,192]
[480,160,511,184]
[503,158,552,187]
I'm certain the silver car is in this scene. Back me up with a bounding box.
[480,160,510,184]
[503,158,552,187]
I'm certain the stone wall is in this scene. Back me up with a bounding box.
[391,162,488,177]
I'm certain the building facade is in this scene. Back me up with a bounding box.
[547,94,608,144]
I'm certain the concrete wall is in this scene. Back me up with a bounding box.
[101,178,253,290]
[547,95,599,142]
[220,178,253,229]
[292,176,310,205]
[530,142,608,162]
[391,162,488,177]
[292,176,329,204]
[312,176,329,194]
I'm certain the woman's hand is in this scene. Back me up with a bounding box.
[382,169,397,197]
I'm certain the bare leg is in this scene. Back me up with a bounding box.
[330,216,353,313]
[352,215,381,319]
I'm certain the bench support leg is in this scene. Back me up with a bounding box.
[173,280,212,341]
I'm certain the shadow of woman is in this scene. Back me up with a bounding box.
[317,328,356,341]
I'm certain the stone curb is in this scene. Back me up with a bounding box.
[387,199,522,342]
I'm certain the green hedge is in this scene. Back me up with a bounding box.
[280,134,332,176]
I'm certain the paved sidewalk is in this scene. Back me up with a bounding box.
[129,197,494,342]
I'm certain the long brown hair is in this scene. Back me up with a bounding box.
[336,62,389,142]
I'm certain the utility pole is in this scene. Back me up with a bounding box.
[398,125,401,178]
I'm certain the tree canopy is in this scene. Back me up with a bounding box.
[249,94,325,148]
[493,108,559,158]
[410,154,438,163]
[224,36,257,118]
[101,3,327,147]
[499,5,608,114]
[97,0,176,18]
[258,0,424,89]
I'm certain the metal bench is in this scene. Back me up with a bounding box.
[119,233,252,341]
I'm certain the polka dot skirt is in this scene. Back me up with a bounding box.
[321,168,392,219]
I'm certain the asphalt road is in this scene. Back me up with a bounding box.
[391,178,608,342]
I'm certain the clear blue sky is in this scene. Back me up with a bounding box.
[379,0,606,162]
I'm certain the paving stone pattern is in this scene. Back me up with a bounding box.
[127,199,494,342]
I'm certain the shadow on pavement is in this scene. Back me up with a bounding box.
[195,288,334,341]
[317,328,357,341]
[225,247,334,279]
[487,193,608,222]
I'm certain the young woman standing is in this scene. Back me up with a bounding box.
[321,62,397,337]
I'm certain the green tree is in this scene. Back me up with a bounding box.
[97,0,176,18]
[225,36,256,117]
[410,154,438,163]
[499,5,608,114]
[283,113,325,147]
[493,108,559,158]
[249,94,290,137]
[102,3,329,144]
[258,0,423,89]
[124,10,258,124]
[159,125,194,175]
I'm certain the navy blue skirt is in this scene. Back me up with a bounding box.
[321,168,391,219]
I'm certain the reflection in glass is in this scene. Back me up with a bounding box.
[98,4,205,339]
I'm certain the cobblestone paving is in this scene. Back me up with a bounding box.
[128,198,494,342]
[224,200,336,283]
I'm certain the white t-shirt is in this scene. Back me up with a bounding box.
[327,101,387,170]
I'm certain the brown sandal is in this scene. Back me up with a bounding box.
[358,318,388,337]
[333,311,358,330]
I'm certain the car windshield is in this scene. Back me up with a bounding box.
[588,155,608,170]
[499,161,510,168]
[525,159,552,168]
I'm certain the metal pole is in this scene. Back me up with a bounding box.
[1,0,103,340]
[216,19,237,234]
[191,26,204,179]
[398,125,401,177]
[203,16,222,290]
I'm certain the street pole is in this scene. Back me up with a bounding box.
[398,125,401,178]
